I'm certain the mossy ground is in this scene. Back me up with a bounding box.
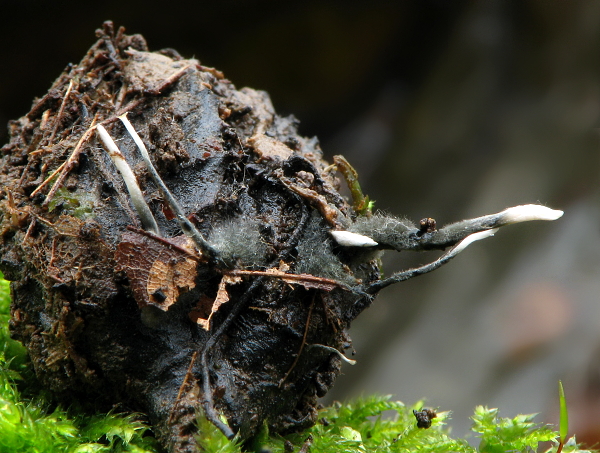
[0,272,592,453]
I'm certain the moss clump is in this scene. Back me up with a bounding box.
[47,187,95,218]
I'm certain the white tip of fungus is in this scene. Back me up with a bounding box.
[500,204,564,224]
[307,344,357,365]
[330,230,378,247]
[452,228,499,255]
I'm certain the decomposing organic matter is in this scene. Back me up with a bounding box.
[0,22,563,452]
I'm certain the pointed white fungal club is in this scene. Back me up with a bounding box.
[451,228,499,255]
[118,113,219,261]
[498,204,564,224]
[330,230,378,247]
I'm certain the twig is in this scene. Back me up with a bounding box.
[279,293,316,387]
[167,352,198,426]
[227,269,346,291]
[333,155,372,216]
[48,80,74,144]
[30,115,99,203]
[125,226,201,261]
[144,64,192,95]
[23,218,37,243]
[49,237,58,268]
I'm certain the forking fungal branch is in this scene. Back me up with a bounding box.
[331,204,563,293]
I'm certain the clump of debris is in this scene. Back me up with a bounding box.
[0,22,562,452]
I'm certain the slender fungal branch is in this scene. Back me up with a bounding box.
[118,114,220,263]
[362,204,563,293]
[420,204,563,250]
[366,228,499,293]
[95,124,160,235]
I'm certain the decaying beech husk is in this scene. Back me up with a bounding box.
[0,23,379,452]
[0,22,563,452]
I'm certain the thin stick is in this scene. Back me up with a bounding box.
[29,161,67,199]
[23,218,37,243]
[279,293,316,387]
[31,115,99,203]
[167,352,198,426]
[227,269,346,291]
[145,64,192,95]
[125,226,201,261]
[48,80,74,144]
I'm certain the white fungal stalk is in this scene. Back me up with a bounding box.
[95,124,160,235]
[118,114,220,262]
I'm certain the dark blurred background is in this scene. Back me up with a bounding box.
[1,0,599,445]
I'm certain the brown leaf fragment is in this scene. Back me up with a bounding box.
[194,274,242,330]
[248,134,294,163]
[115,230,198,311]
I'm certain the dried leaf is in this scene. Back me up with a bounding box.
[194,274,242,330]
[115,230,198,311]
[278,175,342,228]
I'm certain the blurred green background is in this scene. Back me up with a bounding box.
[1,0,599,446]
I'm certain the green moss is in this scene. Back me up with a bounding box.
[47,187,94,218]
[0,272,594,452]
